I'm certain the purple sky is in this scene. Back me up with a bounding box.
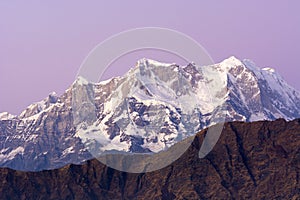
[1,1,300,115]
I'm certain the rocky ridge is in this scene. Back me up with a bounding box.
[0,119,299,199]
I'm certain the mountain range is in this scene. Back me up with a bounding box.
[0,56,300,171]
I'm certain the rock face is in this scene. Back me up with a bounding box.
[1,57,300,171]
[0,89,93,171]
[0,119,299,199]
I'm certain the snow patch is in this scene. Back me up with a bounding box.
[0,147,24,162]
[62,146,75,155]
[262,67,275,73]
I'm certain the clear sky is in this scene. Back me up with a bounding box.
[1,1,300,115]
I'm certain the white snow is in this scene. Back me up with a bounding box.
[49,91,58,97]
[262,67,275,73]
[97,77,113,86]
[137,58,173,68]
[74,76,89,85]
[250,112,267,121]
[220,56,244,70]
[75,121,131,153]
[0,147,24,162]
[0,112,16,120]
[62,146,75,155]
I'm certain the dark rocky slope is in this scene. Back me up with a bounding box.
[0,119,299,199]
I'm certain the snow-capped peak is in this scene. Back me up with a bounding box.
[73,56,300,154]
[48,92,59,104]
[220,56,244,68]
[0,56,300,171]
[136,58,174,68]
[73,76,90,86]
